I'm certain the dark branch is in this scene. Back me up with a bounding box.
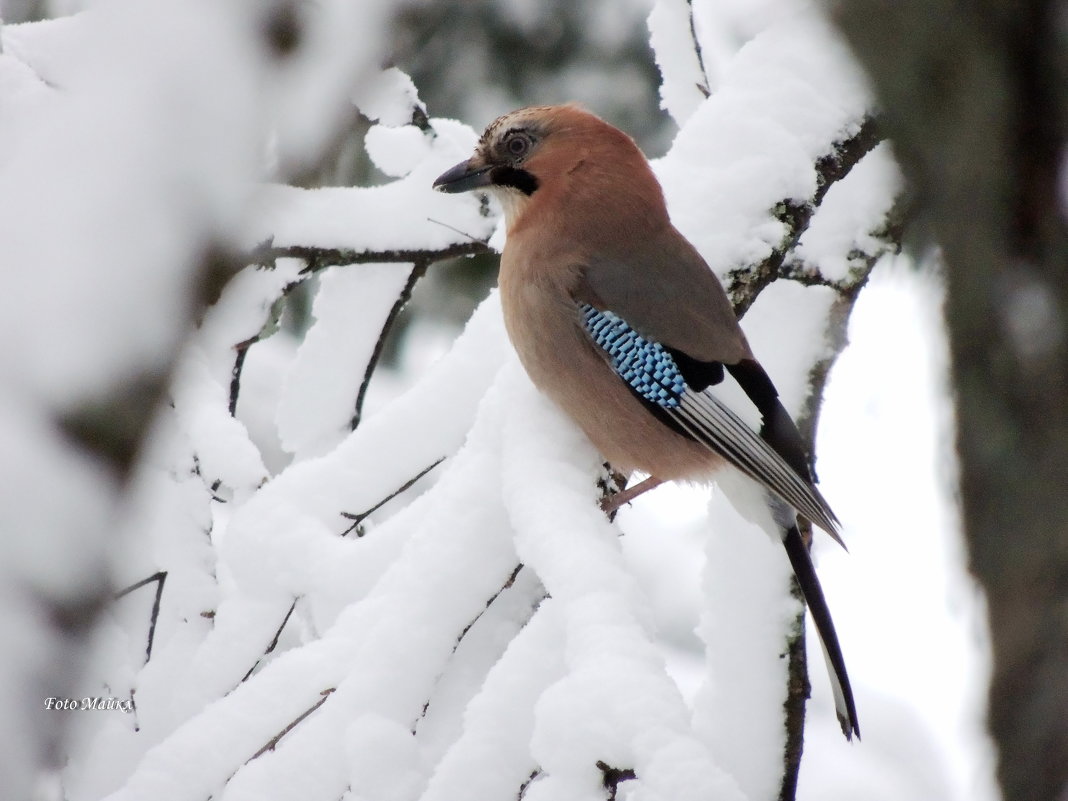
[813,116,884,205]
[230,336,255,417]
[686,0,711,98]
[779,549,812,801]
[340,458,445,536]
[114,571,168,664]
[229,287,297,417]
[517,769,542,800]
[242,598,299,683]
[248,687,335,761]
[596,760,637,800]
[453,564,527,651]
[728,115,883,318]
[232,237,493,419]
[248,239,492,277]
[416,565,547,733]
[351,259,430,430]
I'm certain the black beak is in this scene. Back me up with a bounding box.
[433,160,494,193]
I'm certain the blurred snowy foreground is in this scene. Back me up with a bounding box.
[0,2,994,801]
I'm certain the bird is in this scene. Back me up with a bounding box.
[433,104,859,740]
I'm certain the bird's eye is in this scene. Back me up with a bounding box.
[505,132,532,159]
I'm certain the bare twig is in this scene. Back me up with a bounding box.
[452,564,527,650]
[415,564,547,733]
[232,237,494,421]
[248,687,335,761]
[114,571,168,664]
[230,336,256,417]
[351,259,429,430]
[517,769,542,800]
[340,458,445,536]
[229,285,296,417]
[686,0,711,97]
[241,597,299,683]
[248,239,492,276]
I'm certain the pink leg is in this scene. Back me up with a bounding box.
[599,475,665,514]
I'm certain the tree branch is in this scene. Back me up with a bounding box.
[241,597,299,683]
[728,115,883,318]
[248,239,492,276]
[415,564,547,733]
[517,769,542,800]
[114,571,168,664]
[686,0,711,98]
[720,115,894,798]
[351,258,430,430]
[231,238,494,423]
[339,458,445,536]
[247,687,335,762]
[597,760,637,800]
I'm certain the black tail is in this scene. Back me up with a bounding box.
[782,524,860,740]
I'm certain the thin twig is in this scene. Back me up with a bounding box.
[340,458,445,536]
[247,687,335,761]
[248,239,492,276]
[228,285,296,417]
[114,571,168,664]
[426,217,488,242]
[686,0,711,97]
[230,336,256,417]
[517,769,542,800]
[452,564,526,651]
[234,238,493,421]
[242,598,299,683]
[351,259,429,430]
[416,566,547,733]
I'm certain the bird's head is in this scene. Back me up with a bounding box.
[433,105,655,229]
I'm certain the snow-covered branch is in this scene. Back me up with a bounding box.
[0,3,950,800]
[727,115,884,317]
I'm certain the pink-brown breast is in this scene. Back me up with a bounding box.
[498,230,724,482]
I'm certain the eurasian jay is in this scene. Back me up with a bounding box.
[433,104,859,739]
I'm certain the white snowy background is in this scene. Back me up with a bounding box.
[0,1,996,800]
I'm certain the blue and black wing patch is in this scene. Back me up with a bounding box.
[579,304,687,408]
[577,302,843,543]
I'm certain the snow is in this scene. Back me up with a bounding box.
[500,364,750,801]
[742,279,838,417]
[648,0,708,125]
[0,2,995,801]
[654,11,870,281]
[806,259,997,801]
[354,67,426,127]
[276,263,414,460]
[265,0,395,169]
[246,117,494,253]
[420,600,564,801]
[795,143,903,282]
